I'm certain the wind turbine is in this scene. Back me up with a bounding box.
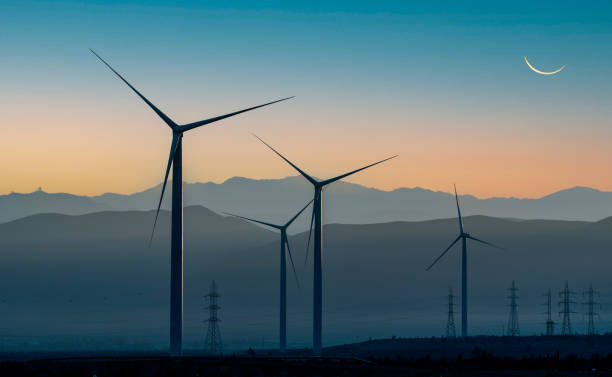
[223,199,312,353]
[253,135,397,354]
[91,50,293,357]
[426,185,504,338]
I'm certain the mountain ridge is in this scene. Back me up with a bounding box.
[2,178,612,227]
[2,206,612,350]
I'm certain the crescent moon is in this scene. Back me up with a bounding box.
[524,56,565,75]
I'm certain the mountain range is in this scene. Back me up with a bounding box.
[1,205,611,351]
[2,177,612,228]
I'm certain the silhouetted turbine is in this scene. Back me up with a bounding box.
[254,135,397,354]
[223,199,312,353]
[426,185,505,338]
[91,50,293,357]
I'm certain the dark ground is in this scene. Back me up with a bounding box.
[3,355,612,377]
[325,335,612,359]
[4,336,612,376]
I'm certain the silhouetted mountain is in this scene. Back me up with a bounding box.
[1,207,611,351]
[3,179,612,227]
[0,189,111,224]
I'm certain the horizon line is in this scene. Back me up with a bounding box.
[1,176,605,201]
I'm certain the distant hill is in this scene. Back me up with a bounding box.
[2,178,612,227]
[1,206,611,351]
[325,335,612,360]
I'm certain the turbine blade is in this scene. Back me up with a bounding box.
[425,235,461,271]
[222,212,282,230]
[285,199,314,227]
[253,134,317,185]
[320,155,398,186]
[304,192,318,266]
[90,49,177,130]
[180,97,294,132]
[150,133,181,246]
[467,235,506,251]
[454,184,464,233]
[285,237,300,289]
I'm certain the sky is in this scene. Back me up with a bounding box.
[1,0,612,198]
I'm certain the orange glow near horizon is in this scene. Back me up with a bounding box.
[3,1,612,202]
[2,96,612,200]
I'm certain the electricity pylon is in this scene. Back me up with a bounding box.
[446,288,456,338]
[506,281,519,336]
[543,289,555,336]
[205,280,222,354]
[582,284,600,336]
[558,281,576,335]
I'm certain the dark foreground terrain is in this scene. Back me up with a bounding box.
[2,354,612,377]
[3,336,612,376]
[326,335,612,359]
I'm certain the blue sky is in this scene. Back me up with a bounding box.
[1,0,612,197]
[4,0,610,117]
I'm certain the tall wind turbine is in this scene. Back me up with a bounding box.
[254,135,397,354]
[91,50,293,356]
[224,199,312,353]
[426,185,504,338]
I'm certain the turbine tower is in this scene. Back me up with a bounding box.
[426,185,504,338]
[253,135,397,354]
[544,289,555,336]
[506,280,519,336]
[224,199,312,353]
[446,288,456,338]
[92,51,292,356]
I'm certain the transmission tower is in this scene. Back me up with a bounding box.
[204,280,222,354]
[582,284,600,336]
[445,287,456,338]
[506,281,519,336]
[543,289,555,336]
[558,281,576,335]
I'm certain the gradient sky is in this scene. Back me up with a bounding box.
[2,0,612,198]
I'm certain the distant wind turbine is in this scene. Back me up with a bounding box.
[253,135,397,354]
[224,199,312,353]
[426,185,505,338]
[91,50,293,357]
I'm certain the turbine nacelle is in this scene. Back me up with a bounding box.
[425,185,505,272]
[222,198,312,289]
[92,49,293,356]
[426,185,507,339]
[252,135,398,354]
[253,134,398,264]
[91,50,293,245]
